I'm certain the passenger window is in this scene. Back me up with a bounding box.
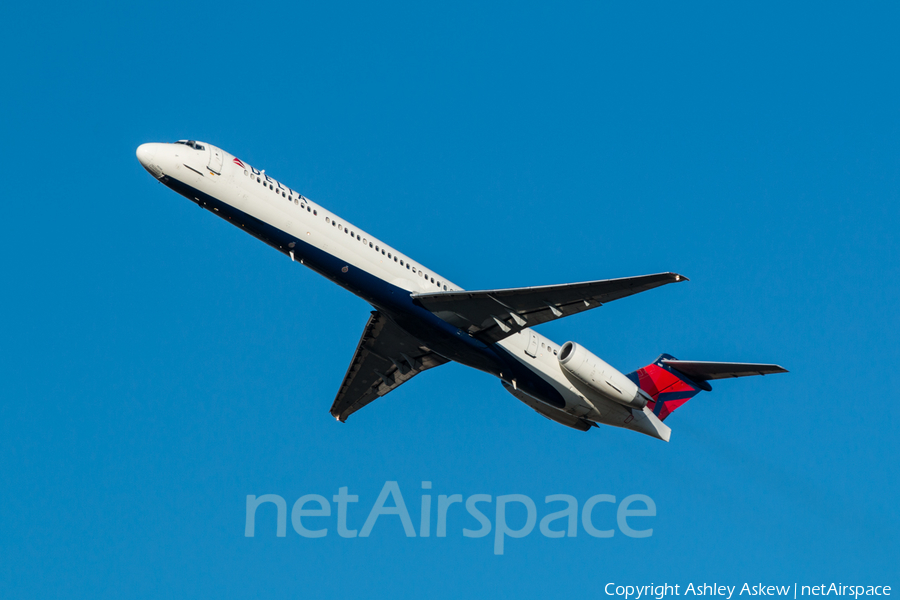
[326,218,331,224]
[412,268,416,273]
[369,242,373,248]
[382,249,386,255]
[387,253,391,258]
[294,199,298,205]
[430,277,434,283]
[357,235,361,240]
[394,257,398,262]
[443,285,447,290]
[244,171,248,176]
[407,264,410,270]
[257,177,261,182]
[338,225,343,231]
[314,210,317,215]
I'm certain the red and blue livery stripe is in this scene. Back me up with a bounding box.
[626,354,706,421]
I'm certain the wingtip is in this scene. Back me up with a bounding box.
[672,273,690,282]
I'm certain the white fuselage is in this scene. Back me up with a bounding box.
[137,140,670,440]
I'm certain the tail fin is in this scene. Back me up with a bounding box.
[626,354,788,422]
[626,354,707,422]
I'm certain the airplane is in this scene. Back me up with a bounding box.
[136,139,787,442]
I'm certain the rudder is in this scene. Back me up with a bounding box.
[625,354,709,422]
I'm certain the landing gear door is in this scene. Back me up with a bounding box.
[525,332,539,358]
[207,145,224,174]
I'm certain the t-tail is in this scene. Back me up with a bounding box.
[626,354,788,422]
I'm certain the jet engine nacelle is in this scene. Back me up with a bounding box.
[558,341,650,410]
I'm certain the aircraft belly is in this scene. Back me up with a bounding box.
[162,175,572,410]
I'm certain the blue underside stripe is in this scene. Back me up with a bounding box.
[161,175,567,409]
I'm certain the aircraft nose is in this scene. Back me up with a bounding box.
[136,143,157,167]
[136,143,163,177]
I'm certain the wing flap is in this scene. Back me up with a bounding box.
[413,272,686,343]
[661,359,788,381]
[330,311,448,421]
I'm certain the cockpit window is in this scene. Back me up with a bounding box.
[175,140,206,151]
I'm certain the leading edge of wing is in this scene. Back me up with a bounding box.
[415,272,689,301]
[411,272,688,343]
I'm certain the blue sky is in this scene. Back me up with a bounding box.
[1,1,898,597]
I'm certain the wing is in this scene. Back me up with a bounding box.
[661,360,788,381]
[330,311,449,422]
[412,272,687,344]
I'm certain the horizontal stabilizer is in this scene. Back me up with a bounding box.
[413,272,687,344]
[661,360,788,381]
[627,354,787,422]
